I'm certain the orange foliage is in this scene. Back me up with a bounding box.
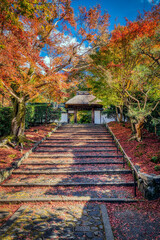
[0,1,110,103]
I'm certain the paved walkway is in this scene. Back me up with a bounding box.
[0,124,138,239]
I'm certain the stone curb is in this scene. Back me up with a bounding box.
[107,124,160,200]
[100,204,114,240]
[0,206,24,234]
[0,123,61,184]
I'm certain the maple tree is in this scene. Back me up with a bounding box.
[0,0,109,145]
[88,4,160,141]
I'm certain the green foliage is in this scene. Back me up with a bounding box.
[0,107,13,136]
[151,156,160,164]
[25,103,61,128]
[134,151,143,157]
[8,154,16,159]
[154,165,160,171]
[77,110,92,124]
[0,104,61,137]
[136,143,146,150]
[102,106,117,119]
[144,105,160,136]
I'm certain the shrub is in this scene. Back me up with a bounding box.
[0,104,61,137]
[134,151,143,157]
[154,165,160,171]
[77,110,92,124]
[151,155,160,164]
[25,103,61,128]
[0,107,13,136]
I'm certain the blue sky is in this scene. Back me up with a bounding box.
[71,0,159,31]
[41,0,159,59]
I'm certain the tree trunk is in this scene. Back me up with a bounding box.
[116,106,123,122]
[119,105,123,122]
[135,117,145,141]
[130,117,136,134]
[11,97,26,140]
[115,107,119,122]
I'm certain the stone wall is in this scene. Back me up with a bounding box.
[107,124,160,200]
[138,172,160,200]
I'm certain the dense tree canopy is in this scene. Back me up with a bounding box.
[87,4,160,141]
[0,0,109,142]
[0,1,159,143]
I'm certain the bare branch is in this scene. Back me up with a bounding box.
[152,100,160,112]
[143,88,151,110]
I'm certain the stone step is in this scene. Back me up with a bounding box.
[22,160,124,165]
[0,183,139,204]
[2,182,135,187]
[13,169,131,175]
[54,130,110,132]
[43,141,114,144]
[0,197,138,203]
[53,133,111,135]
[2,174,134,187]
[16,163,125,170]
[38,145,117,148]
[29,154,123,158]
[56,131,109,133]
[60,124,104,127]
[0,186,135,201]
[47,137,113,140]
[34,149,117,153]
[46,139,113,142]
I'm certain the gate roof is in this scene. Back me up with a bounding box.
[65,91,103,109]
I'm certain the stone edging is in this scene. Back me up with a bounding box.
[106,124,160,200]
[0,124,61,184]
[100,204,114,240]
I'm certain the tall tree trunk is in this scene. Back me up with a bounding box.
[115,107,119,122]
[135,117,145,141]
[119,105,123,122]
[11,97,26,140]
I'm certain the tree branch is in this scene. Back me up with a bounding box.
[1,80,21,102]
[152,100,160,112]
[141,49,160,66]
[125,90,141,109]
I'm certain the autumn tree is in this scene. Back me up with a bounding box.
[88,4,160,141]
[124,5,160,141]
[0,0,109,145]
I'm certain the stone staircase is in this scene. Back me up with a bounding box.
[0,124,137,202]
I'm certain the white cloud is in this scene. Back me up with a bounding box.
[60,35,90,55]
[44,56,51,67]
[147,0,160,4]
[50,29,90,56]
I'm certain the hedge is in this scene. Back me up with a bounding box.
[0,103,61,137]
[0,107,13,136]
[25,103,61,127]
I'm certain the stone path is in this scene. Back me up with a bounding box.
[0,124,139,239]
[0,203,109,240]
